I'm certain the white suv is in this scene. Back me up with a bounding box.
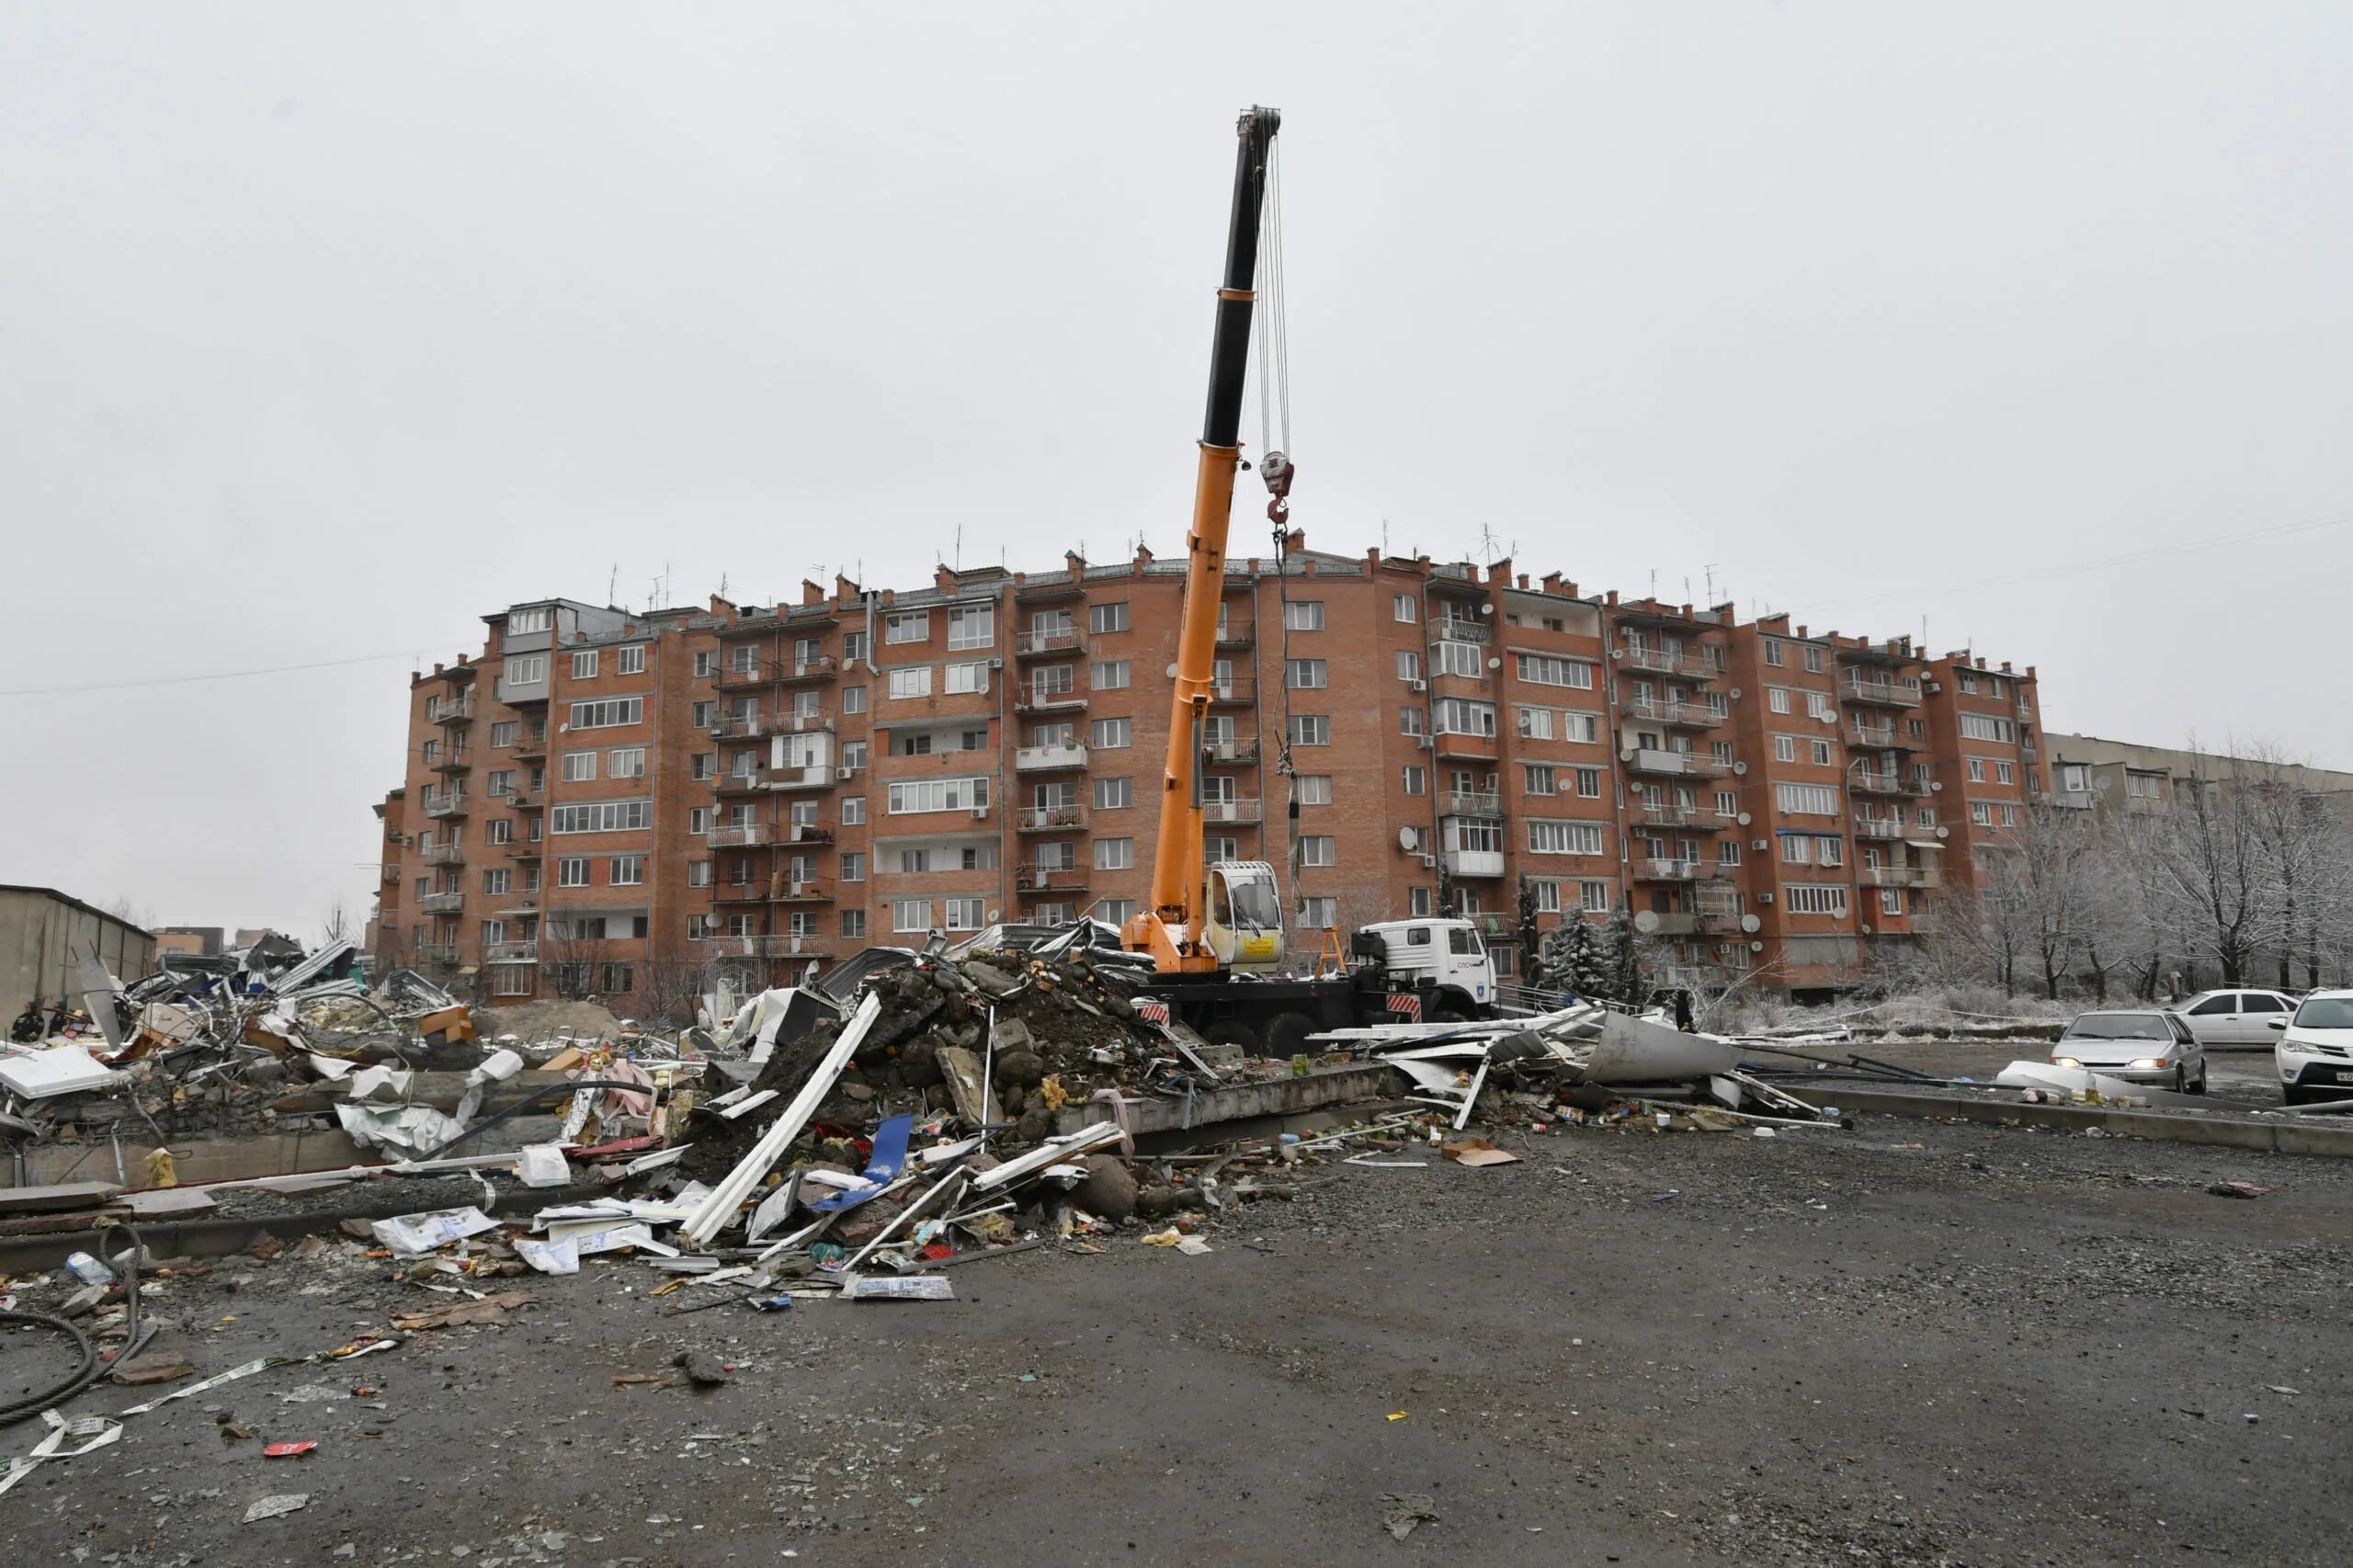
[2269,990,2353,1105]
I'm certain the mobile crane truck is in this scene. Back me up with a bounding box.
[1120,108,1501,1054]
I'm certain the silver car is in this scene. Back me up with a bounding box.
[2170,988,2301,1048]
[2052,1009,2209,1093]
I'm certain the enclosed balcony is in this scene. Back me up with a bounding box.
[1441,847,1506,879]
[1624,748,1726,778]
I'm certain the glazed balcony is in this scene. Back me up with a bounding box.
[1441,848,1506,879]
[1624,748,1726,779]
[1016,743,1089,773]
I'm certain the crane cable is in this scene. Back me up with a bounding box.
[1251,137,1306,925]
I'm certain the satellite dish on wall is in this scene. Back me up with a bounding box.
[1397,826,1417,851]
[1633,910,1661,935]
[1741,914,1761,934]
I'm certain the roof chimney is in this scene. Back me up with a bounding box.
[1282,528,1304,555]
[802,579,825,607]
[835,574,861,603]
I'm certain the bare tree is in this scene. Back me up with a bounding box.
[540,920,614,1000]
[2148,752,2281,987]
[635,949,717,1028]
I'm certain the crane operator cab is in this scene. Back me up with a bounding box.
[1203,859,1285,974]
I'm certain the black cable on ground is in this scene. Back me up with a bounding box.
[0,1222,142,1426]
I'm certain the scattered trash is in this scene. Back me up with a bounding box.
[244,1494,311,1523]
[1379,1491,1439,1540]
[1385,1411,1409,1422]
[264,1441,318,1459]
[675,1350,733,1386]
[1439,1137,1519,1166]
[2207,1182,2286,1199]
[844,1275,956,1301]
[370,1208,499,1256]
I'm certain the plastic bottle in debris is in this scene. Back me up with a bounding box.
[63,1252,115,1288]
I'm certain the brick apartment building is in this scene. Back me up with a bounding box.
[370,532,2050,1006]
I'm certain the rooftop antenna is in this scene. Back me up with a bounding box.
[718,572,729,600]
[1649,569,1658,599]
[1703,562,1719,602]
[608,563,619,606]
[955,524,962,571]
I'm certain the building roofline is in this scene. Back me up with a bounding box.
[0,884,156,941]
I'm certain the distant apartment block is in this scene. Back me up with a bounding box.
[371,533,2052,1005]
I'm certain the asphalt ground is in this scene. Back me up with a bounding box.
[5,1073,2350,1567]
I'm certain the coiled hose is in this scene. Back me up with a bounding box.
[0,1222,144,1426]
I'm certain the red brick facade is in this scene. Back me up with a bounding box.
[372,534,2047,1006]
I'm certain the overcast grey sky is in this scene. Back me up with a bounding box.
[4,5,2347,941]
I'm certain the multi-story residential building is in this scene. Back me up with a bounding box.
[370,534,2055,1006]
[2042,734,2353,819]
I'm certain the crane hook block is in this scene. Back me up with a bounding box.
[1260,450,1295,499]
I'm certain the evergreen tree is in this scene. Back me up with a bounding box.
[1515,876,1543,988]
[1603,903,1647,1004]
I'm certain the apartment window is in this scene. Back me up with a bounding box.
[1580,880,1612,914]
[1092,776,1133,811]
[562,751,597,782]
[557,857,590,888]
[1514,654,1593,689]
[1959,713,2016,744]
[1802,645,1824,673]
[1574,767,1602,799]
[1301,835,1336,868]
[1959,669,1980,694]
[572,650,599,679]
[939,897,983,932]
[839,851,865,882]
[835,630,865,665]
[1773,735,1797,764]
[2000,803,2019,827]
[1971,801,1995,826]
[693,651,715,677]
[488,769,516,797]
[1810,739,1833,767]
[551,800,651,834]
[1995,760,2015,785]
[889,666,934,700]
[1093,659,1130,690]
[687,860,711,888]
[1529,879,1563,915]
[2059,764,2088,793]
[1286,658,1327,689]
[421,738,439,767]
[1409,887,1434,916]
[1524,764,1556,795]
[1518,706,1554,741]
[1283,600,1324,632]
[885,612,930,644]
[829,687,859,718]
[1095,898,1137,928]
[1089,602,1130,635]
[1094,836,1136,870]
[1092,717,1131,749]
[482,868,510,896]
[613,645,643,676]
[686,753,712,783]
[1528,821,1606,856]
[609,855,644,886]
[691,700,714,729]
[608,747,647,779]
[725,803,756,829]
[728,644,759,676]
[1400,707,1426,737]
[687,807,710,836]
[568,698,642,730]
[1393,594,1416,622]
[1780,835,1815,864]
[724,914,755,938]
[2127,772,2163,799]
[1403,765,1427,796]
[1775,782,1838,816]
[1719,840,1743,866]
[1296,775,1332,806]
[1805,692,1833,722]
[1966,758,1986,782]
[504,653,548,688]
[488,721,517,749]
[486,819,513,846]
[1297,896,1338,929]
[1916,806,1937,827]
[842,741,867,771]
[947,605,994,650]
[1908,719,1927,740]
[1289,715,1329,746]
[687,914,714,940]
[1763,638,1784,667]
[1768,687,1792,715]
[507,607,553,635]
[1783,883,1848,916]
[1394,650,1422,684]
[1881,889,1904,917]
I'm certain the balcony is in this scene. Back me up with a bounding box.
[514,731,547,759]
[710,713,768,740]
[416,891,465,915]
[429,691,477,725]
[1206,738,1259,766]
[1207,678,1256,706]
[1432,727,1499,762]
[1441,790,1502,818]
[1625,748,1725,778]
[430,749,472,775]
[1013,628,1086,659]
[774,655,839,684]
[1216,623,1255,652]
[415,942,457,966]
[1429,619,1490,645]
[1859,865,1939,890]
[713,882,770,906]
[788,822,834,845]
[1635,804,1730,832]
[505,840,543,859]
[1016,743,1089,773]
[715,656,773,691]
[769,762,839,792]
[771,878,832,903]
[484,941,539,964]
[1203,799,1265,825]
[1017,804,1089,834]
[1842,676,1924,709]
[379,862,400,883]
[1646,912,1699,936]
[1621,699,1723,730]
[1849,768,1929,798]
[1635,858,1714,882]
[421,843,466,867]
[1017,864,1092,893]
[1847,722,1897,749]
[716,771,766,797]
[1620,645,1717,682]
[507,791,542,812]
[1441,848,1506,879]
[422,792,469,819]
[1853,814,1909,840]
[1015,687,1088,715]
[709,823,774,847]
[708,934,830,960]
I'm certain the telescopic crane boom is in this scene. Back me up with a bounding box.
[1121,107,1288,978]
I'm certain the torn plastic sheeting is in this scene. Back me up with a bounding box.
[681,990,881,1247]
[514,1235,581,1275]
[512,1145,571,1187]
[335,1100,469,1155]
[371,1206,499,1256]
[544,1220,657,1256]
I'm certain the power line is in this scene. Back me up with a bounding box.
[0,647,453,699]
[1782,506,2353,619]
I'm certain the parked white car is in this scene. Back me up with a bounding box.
[2052,1009,2208,1093]
[2169,988,2301,1048]
[2269,990,2353,1105]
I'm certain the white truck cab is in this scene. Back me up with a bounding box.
[1355,918,1496,1017]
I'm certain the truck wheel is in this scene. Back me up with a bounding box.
[1203,1018,1260,1052]
[1429,1006,1469,1024]
[1264,1012,1317,1057]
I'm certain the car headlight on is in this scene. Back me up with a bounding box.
[2129,1058,2165,1070]
[2052,1056,2081,1068]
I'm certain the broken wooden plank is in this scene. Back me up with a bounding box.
[934,1045,1003,1129]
